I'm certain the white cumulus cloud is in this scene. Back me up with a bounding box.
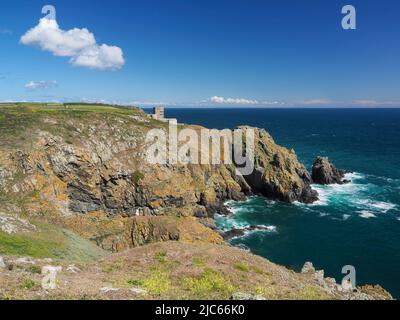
[20,18,124,71]
[25,80,58,90]
[210,96,259,105]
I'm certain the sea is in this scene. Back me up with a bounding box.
[162,108,400,298]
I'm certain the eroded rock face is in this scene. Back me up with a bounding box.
[300,261,393,300]
[0,110,318,250]
[131,216,223,246]
[131,216,180,246]
[0,212,37,234]
[242,128,318,203]
[312,157,349,185]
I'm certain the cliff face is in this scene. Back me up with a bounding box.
[243,127,318,203]
[0,105,318,251]
[0,104,392,300]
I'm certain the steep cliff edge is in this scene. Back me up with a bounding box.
[0,104,318,250]
[0,104,392,300]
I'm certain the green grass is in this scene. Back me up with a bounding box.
[127,279,144,286]
[0,222,106,263]
[29,265,42,274]
[252,265,265,274]
[192,257,205,267]
[131,171,145,184]
[233,262,250,272]
[182,269,235,299]
[143,270,171,296]
[0,230,64,258]
[21,279,36,290]
[0,103,149,149]
[154,251,168,263]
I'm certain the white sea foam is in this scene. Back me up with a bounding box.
[235,243,251,252]
[236,224,277,233]
[345,172,364,181]
[311,178,366,207]
[343,214,351,220]
[214,214,248,230]
[237,225,278,239]
[368,201,397,212]
[358,211,377,219]
[354,199,397,213]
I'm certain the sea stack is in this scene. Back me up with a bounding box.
[312,157,350,185]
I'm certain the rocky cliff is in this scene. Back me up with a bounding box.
[0,104,319,251]
[0,104,392,300]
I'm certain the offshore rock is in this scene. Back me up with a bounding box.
[221,225,276,240]
[312,157,349,185]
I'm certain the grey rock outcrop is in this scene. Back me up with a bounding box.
[230,292,266,300]
[312,157,349,185]
[241,128,319,203]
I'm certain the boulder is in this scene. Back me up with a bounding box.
[230,292,266,300]
[312,157,349,185]
[341,279,355,292]
[130,288,147,294]
[41,266,62,290]
[100,287,119,293]
[301,262,316,274]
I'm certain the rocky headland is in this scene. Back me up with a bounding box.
[0,103,392,300]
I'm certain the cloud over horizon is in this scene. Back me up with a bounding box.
[25,80,58,90]
[20,18,125,71]
[207,96,284,106]
[209,96,260,105]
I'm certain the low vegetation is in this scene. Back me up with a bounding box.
[0,222,106,263]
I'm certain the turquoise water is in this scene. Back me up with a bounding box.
[165,108,400,298]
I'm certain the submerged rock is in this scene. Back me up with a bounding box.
[312,157,349,185]
[221,225,275,240]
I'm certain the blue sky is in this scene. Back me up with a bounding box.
[0,0,399,107]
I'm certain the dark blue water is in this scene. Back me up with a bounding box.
[164,108,400,298]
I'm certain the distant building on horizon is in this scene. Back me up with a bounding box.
[149,106,178,125]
